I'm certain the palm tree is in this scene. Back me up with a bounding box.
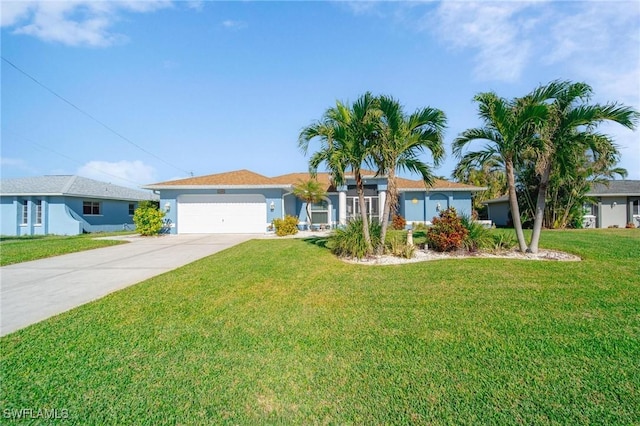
[372,95,446,253]
[299,92,381,255]
[292,179,327,230]
[525,80,639,253]
[453,92,548,252]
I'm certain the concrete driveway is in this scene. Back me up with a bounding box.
[0,234,258,337]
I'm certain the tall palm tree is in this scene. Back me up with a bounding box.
[292,179,327,230]
[453,92,548,252]
[373,95,446,253]
[298,92,381,255]
[525,80,639,253]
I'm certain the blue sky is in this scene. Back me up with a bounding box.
[2,0,639,188]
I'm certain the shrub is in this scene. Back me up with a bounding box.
[411,222,429,232]
[427,207,468,252]
[273,215,299,236]
[391,214,407,230]
[329,217,381,259]
[626,222,636,229]
[490,231,517,251]
[133,201,165,236]
[460,214,493,252]
[387,233,415,259]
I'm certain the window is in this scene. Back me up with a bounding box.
[583,203,597,216]
[21,200,28,224]
[35,200,42,225]
[83,201,101,215]
[129,203,136,215]
[633,199,640,215]
[310,200,330,225]
[346,196,379,222]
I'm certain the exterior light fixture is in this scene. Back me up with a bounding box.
[164,202,171,212]
[270,201,275,211]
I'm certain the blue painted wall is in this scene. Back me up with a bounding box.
[0,195,140,236]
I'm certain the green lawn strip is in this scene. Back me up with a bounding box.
[1,230,638,424]
[0,233,133,266]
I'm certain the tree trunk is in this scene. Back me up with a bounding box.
[528,164,551,253]
[377,169,395,255]
[506,160,528,252]
[306,203,312,231]
[355,171,373,254]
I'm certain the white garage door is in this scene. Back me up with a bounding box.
[177,194,266,234]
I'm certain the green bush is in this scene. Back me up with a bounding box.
[133,201,165,236]
[460,214,493,252]
[387,233,415,259]
[490,231,517,251]
[427,207,468,252]
[329,217,381,259]
[273,215,299,236]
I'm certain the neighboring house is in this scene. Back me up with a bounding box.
[483,180,640,229]
[0,175,159,236]
[143,169,484,234]
[583,180,640,228]
[483,195,511,227]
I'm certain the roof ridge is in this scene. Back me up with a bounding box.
[60,175,78,194]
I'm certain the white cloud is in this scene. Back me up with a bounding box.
[77,160,157,188]
[186,1,204,12]
[2,1,172,47]
[0,157,37,174]
[429,1,541,82]
[221,20,247,30]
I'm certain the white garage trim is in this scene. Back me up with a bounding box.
[177,194,266,234]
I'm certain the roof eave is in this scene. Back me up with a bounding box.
[586,192,640,197]
[398,186,487,192]
[143,184,293,190]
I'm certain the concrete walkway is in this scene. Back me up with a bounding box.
[0,234,258,337]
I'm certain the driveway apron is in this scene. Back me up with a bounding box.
[0,234,257,336]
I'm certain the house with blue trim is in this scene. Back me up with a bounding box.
[144,169,484,234]
[0,175,158,236]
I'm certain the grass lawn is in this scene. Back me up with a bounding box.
[1,229,639,424]
[0,232,133,266]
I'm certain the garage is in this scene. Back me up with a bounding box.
[177,194,266,234]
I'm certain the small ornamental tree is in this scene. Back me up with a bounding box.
[292,179,327,230]
[133,201,165,236]
[427,207,468,252]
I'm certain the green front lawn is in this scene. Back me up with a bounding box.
[0,233,132,266]
[1,229,639,424]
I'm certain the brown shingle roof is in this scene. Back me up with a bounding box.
[146,169,485,192]
[149,169,276,186]
[270,172,335,191]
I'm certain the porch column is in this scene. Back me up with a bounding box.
[379,190,386,221]
[338,185,347,226]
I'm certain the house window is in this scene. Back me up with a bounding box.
[310,200,330,225]
[633,199,640,215]
[583,203,597,216]
[83,201,101,215]
[21,200,28,224]
[35,200,42,225]
[129,203,136,216]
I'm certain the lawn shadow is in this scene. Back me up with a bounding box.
[302,237,331,249]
